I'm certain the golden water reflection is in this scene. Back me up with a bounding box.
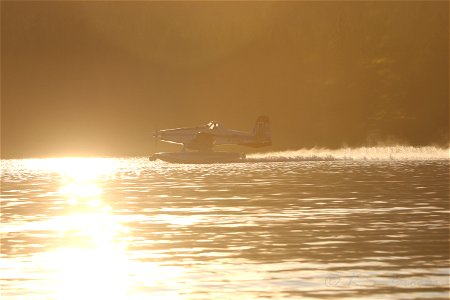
[48,159,126,299]
[43,158,177,300]
[2,157,448,299]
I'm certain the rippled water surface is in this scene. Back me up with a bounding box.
[1,152,449,299]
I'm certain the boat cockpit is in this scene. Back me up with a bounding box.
[207,121,222,130]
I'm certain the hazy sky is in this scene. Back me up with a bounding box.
[1,1,448,158]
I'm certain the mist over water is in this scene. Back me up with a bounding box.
[1,146,449,299]
[2,2,449,159]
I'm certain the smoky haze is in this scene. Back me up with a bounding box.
[1,1,448,158]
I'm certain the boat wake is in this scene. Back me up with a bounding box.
[246,146,449,162]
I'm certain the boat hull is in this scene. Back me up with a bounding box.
[149,152,245,164]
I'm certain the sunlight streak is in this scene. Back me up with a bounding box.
[3,158,198,299]
[51,246,129,300]
[40,158,130,299]
[22,157,118,181]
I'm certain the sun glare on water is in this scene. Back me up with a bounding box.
[35,158,130,299]
[2,157,189,300]
[49,159,119,298]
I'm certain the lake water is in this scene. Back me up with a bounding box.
[1,147,449,299]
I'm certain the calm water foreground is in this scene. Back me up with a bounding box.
[1,147,449,299]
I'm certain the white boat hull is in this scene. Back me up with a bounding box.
[149,152,245,164]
